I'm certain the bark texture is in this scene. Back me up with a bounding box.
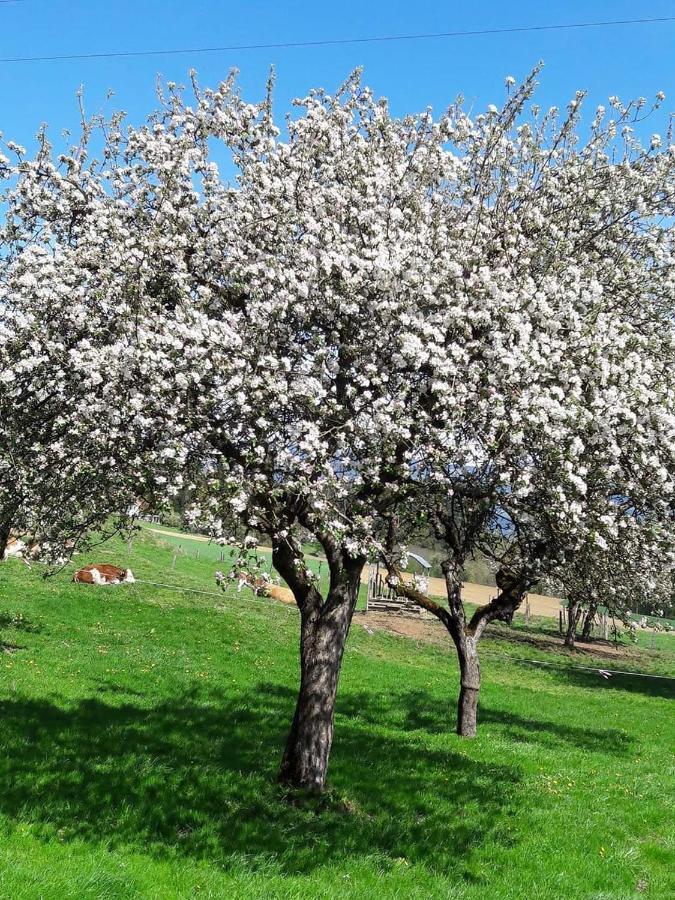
[392,558,532,737]
[564,600,582,648]
[274,538,363,793]
[0,514,12,561]
[456,635,480,736]
[278,601,354,792]
[494,607,515,625]
[581,599,598,642]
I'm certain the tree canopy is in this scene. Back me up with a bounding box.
[2,67,674,784]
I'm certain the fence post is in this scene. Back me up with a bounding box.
[171,553,177,570]
[525,595,531,625]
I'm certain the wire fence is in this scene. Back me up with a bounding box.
[130,577,675,683]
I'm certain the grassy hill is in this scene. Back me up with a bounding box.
[0,531,673,899]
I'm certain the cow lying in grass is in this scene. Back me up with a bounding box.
[3,538,27,561]
[217,567,294,604]
[2,537,41,565]
[73,564,135,585]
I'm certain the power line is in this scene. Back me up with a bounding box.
[1,15,675,64]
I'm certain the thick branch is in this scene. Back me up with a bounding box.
[379,546,453,629]
[468,569,530,639]
[272,535,321,614]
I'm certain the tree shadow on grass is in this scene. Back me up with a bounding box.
[339,690,634,756]
[543,666,675,700]
[483,629,674,700]
[1,611,42,653]
[0,611,41,633]
[477,707,634,753]
[486,622,674,673]
[0,684,520,879]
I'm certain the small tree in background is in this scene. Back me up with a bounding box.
[381,74,675,735]
[0,114,208,563]
[546,522,675,647]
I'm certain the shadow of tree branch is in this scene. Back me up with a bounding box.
[336,689,635,755]
[0,683,522,877]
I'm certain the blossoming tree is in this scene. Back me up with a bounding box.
[382,75,675,734]
[3,68,674,789]
[545,518,675,647]
[148,72,469,791]
[0,114,209,563]
[5,72,465,790]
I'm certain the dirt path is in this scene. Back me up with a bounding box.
[147,527,216,544]
[363,571,563,619]
[146,527,323,560]
[355,612,639,661]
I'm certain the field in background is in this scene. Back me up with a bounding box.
[0,531,673,899]
[145,525,564,619]
[146,525,671,631]
[144,524,369,608]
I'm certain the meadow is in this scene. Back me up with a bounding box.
[0,531,673,899]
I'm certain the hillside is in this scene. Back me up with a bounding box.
[0,531,673,899]
[145,525,566,620]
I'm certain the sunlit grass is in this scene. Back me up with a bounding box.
[0,532,673,899]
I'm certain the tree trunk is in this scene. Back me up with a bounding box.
[564,600,581,648]
[0,514,12,561]
[278,562,362,793]
[456,635,480,737]
[580,600,598,642]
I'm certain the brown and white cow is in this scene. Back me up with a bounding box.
[73,564,135,585]
[3,537,27,561]
[223,567,294,605]
[2,537,41,565]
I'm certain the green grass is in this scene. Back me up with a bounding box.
[0,532,673,899]
[139,523,371,608]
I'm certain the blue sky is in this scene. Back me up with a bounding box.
[1,0,674,151]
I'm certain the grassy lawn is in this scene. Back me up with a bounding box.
[0,532,673,899]
[139,524,370,608]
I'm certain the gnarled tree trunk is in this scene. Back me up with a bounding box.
[275,543,364,793]
[392,560,529,738]
[390,551,533,738]
[580,599,598,642]
[564,600,582,648]
[456,634,480,737]
[439,563,483,738]
[278,601,354,792]
[0,512,13,561]
[442,564,487,738]
[493,605,515,625]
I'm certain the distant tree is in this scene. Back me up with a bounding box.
[0,115,200,563]
[538,516,675,647]
[380,74,675,735]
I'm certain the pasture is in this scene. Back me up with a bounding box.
[144,525,566,620]
[0,531,673,899]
